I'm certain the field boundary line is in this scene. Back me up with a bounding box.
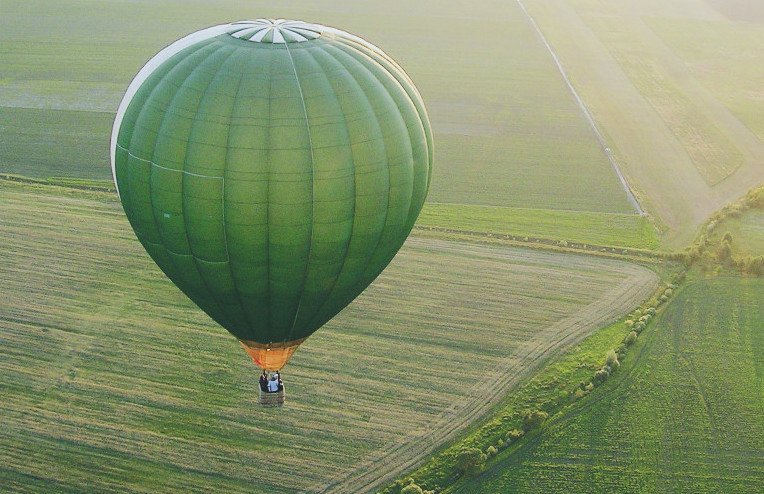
[413,225,660,260]
[515,0,644,215]
[314,250,658,494]
[459,282,680,491]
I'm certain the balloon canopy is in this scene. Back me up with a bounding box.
[111,19,432,370]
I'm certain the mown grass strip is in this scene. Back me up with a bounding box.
[417,203,659,250]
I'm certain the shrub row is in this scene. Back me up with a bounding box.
[671,184,764,274]
[383,253,692,493]
[576,282,679,398]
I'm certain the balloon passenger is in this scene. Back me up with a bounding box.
[268,375,280,393]
[259,371,268,392]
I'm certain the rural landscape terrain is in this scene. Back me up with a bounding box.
[1,0,762,493]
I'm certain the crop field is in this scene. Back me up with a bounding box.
[418,203,658,250]
[523,0,764,246]
[458,277,764,494]
[709,209,764,257]
[0,0,636,215]
[706,0,764,23]
[0,107,113,179]
[583,16,744,186]
[0,182,657,493]
[647,15,764,141]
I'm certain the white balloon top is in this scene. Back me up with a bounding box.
[227,19,323,43]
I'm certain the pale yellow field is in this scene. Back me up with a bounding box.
[523,0,764,247]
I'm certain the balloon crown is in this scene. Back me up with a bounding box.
[227,19,323,44]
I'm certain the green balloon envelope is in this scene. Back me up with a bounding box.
[111,19,432,367]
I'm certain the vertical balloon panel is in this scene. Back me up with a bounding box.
[112,19,432,370]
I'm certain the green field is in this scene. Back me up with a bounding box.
[0,108,113,179]
[418,203,659,250]
[585,15,744,186]
[708,210,764,258]
[0,0,636,214]
[458,276,764,493]
[0,183,657,493]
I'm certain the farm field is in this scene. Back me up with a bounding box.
[0,183,658,494]
[0,107,113,179]
[0,0,635,214]
[418,203,659,250]
[706,0,764,25]
[647,15,764,141]
[523,0,764,246]
[708,209,764,258]
[458,276,764,494]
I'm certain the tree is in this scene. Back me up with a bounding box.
[522,410,549,431]
[624,331,637,346]
[717,241,732,261]
[401,484,423,494]
[744,256,764,276]
[593,368,609,385]
[505,429,525,443]
[455,448,486,476]
[606,350,620,371]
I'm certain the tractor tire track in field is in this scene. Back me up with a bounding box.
[316,239,658,494]
[458,284,679,492]
[515,0,645,216]
[459,279,764,493]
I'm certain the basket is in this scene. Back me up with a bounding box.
[259,386,285,407]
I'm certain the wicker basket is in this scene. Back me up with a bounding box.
[259,386,285,407]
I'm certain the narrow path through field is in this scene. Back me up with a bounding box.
[316,238,657,494]
[515,0,644,215]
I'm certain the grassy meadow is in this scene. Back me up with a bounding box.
[523,0,764,246]
[705,190,764,261]
[0,108,113,179]
[0,182,658,493]
[0,0,636,217]
[418,203,659,250]
[710,210,764,257]
[458,276,764,493]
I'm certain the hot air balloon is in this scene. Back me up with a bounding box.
[110,19,433,379]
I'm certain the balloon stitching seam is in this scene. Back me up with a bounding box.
[176,46,243,326]
[222,63,261,336]
[283,40,317,345]
[301,43,378,329]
